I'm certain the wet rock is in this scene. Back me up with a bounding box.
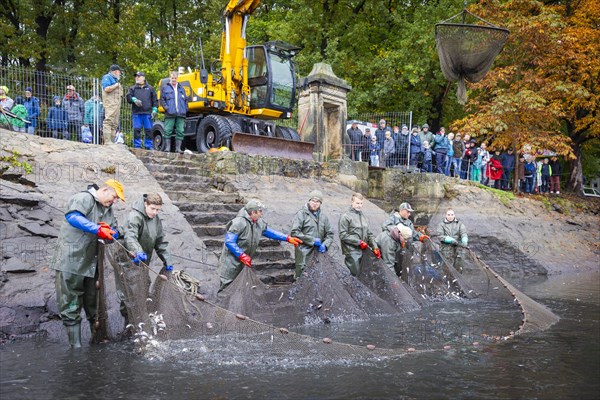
[1,257,36,273]
[17,222,58,238]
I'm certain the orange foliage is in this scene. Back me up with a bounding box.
[450,0,599,159]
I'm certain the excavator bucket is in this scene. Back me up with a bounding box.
[231,132,315,161]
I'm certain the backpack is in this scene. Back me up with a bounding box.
[525,162,535,176]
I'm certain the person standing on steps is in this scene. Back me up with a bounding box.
[338,193,381,276]
[290,190,335,279]
[126,72,158,150]
[50,179,125,348]
[217,199,303,292]
[101,64,123,144]
[160,71,188,153]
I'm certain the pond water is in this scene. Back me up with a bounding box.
[1,271,598,399]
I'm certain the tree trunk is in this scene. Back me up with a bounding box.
[567,142,583,194]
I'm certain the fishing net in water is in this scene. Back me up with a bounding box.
[105,237,558,362]
[435,9,509,104]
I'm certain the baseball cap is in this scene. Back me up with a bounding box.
[422,123,429,129]
[110,64,122,72]
[245,199,265,212]
[104,179,125,201]
[66,85,75,90]
[135,71,145,77]
[399,202,415,212]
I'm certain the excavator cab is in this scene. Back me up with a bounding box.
[247,41,300,117]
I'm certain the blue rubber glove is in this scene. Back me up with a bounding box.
[318,244,327,253]
[132,251,147,265]
[165,265,173,271]
[225,232,244,258]
[152,107,158,114]
[111,227,120,240]
[461,237,468,246]
[313,238,322,247]
[263,227,287,241]
[131,97,138,104]
[65,212,99,234]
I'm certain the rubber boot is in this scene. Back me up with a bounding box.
[162,137,171,152]
[144,138,154,150]
[133,138,142,149]
[169,137,176,153]
[176,140,184,154]
[66,324,82,348]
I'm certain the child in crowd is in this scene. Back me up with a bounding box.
[524,156,536,194]
[540,158,552,193]
[369,135,380,167]
[471,144,482,182]
[10,96,28,133]
[421,141,433,172]
[47,96,70,140]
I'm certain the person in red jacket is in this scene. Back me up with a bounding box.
[487,150,504,189]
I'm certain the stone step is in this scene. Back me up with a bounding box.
[183,211,237,225]
[252,259,295,272]
[192,224,227,236]
[145,163,209,176]
[166,191,241,204]
[254,247,291,262]
[158,181,216,193]
[149,171,213,185]
[137,155,198,167]
[175,202,242,213]
[257,270,295,284]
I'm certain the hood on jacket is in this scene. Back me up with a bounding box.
[132,196,149,218]
[52,96,62,105]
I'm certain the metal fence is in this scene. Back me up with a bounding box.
[1,66,133,145]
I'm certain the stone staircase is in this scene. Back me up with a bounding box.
[137,151,296,284]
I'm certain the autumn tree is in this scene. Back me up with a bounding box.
[451,0,599,193]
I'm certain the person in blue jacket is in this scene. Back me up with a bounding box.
[23,87,40,135]
[409,127,422,167]
[159,71,188,153]
[47,96,70,140]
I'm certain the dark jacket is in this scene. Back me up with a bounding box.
[394,131,409,154]
[452,139,465,158]
[126,83,158,115]
[549,159,562,176]
[62,92,85,123]
[23,96,40,127]
[433,134,450,153]
[47,96,68,130]
[410,134,422,155]
[374,127,390,150]
[347,127,363,146]
[160,83,187,117]
[501,152,515,171]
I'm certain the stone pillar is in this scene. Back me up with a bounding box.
[298,63,351,161]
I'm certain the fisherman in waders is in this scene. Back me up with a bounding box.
[116,193,173,329]
[338,193,381,276]
[50,179,125,347]
[437,208,468,272]
[290,190,335,279]
[217,199,303,292]
[376,202,429,276]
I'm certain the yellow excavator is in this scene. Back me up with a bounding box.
[153,0,314,159]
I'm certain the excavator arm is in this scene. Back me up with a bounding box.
[221,0,261,113]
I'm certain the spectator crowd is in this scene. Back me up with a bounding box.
[346,119,565,195]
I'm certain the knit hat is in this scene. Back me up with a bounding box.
[309,190,323,203]
[25,87,33,93]
[422,123,429,129]
[0,86,8,95]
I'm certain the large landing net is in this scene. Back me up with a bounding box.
[435,10,509,104]
[106,238,558,361]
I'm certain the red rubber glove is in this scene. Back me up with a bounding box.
[419,234,430,242]
[373,248,381,259]
[359,241,368,250]
[287,236,303,247]
[239,253,252,268]
[97,224,116,241]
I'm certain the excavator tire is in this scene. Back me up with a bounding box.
[285,127,301,141]
[196,115,232,153]
[224,118,242,149]
[275,126,291,140]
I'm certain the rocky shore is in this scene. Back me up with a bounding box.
[1,129,598,342]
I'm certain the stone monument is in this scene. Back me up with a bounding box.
[297,63,351,161]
